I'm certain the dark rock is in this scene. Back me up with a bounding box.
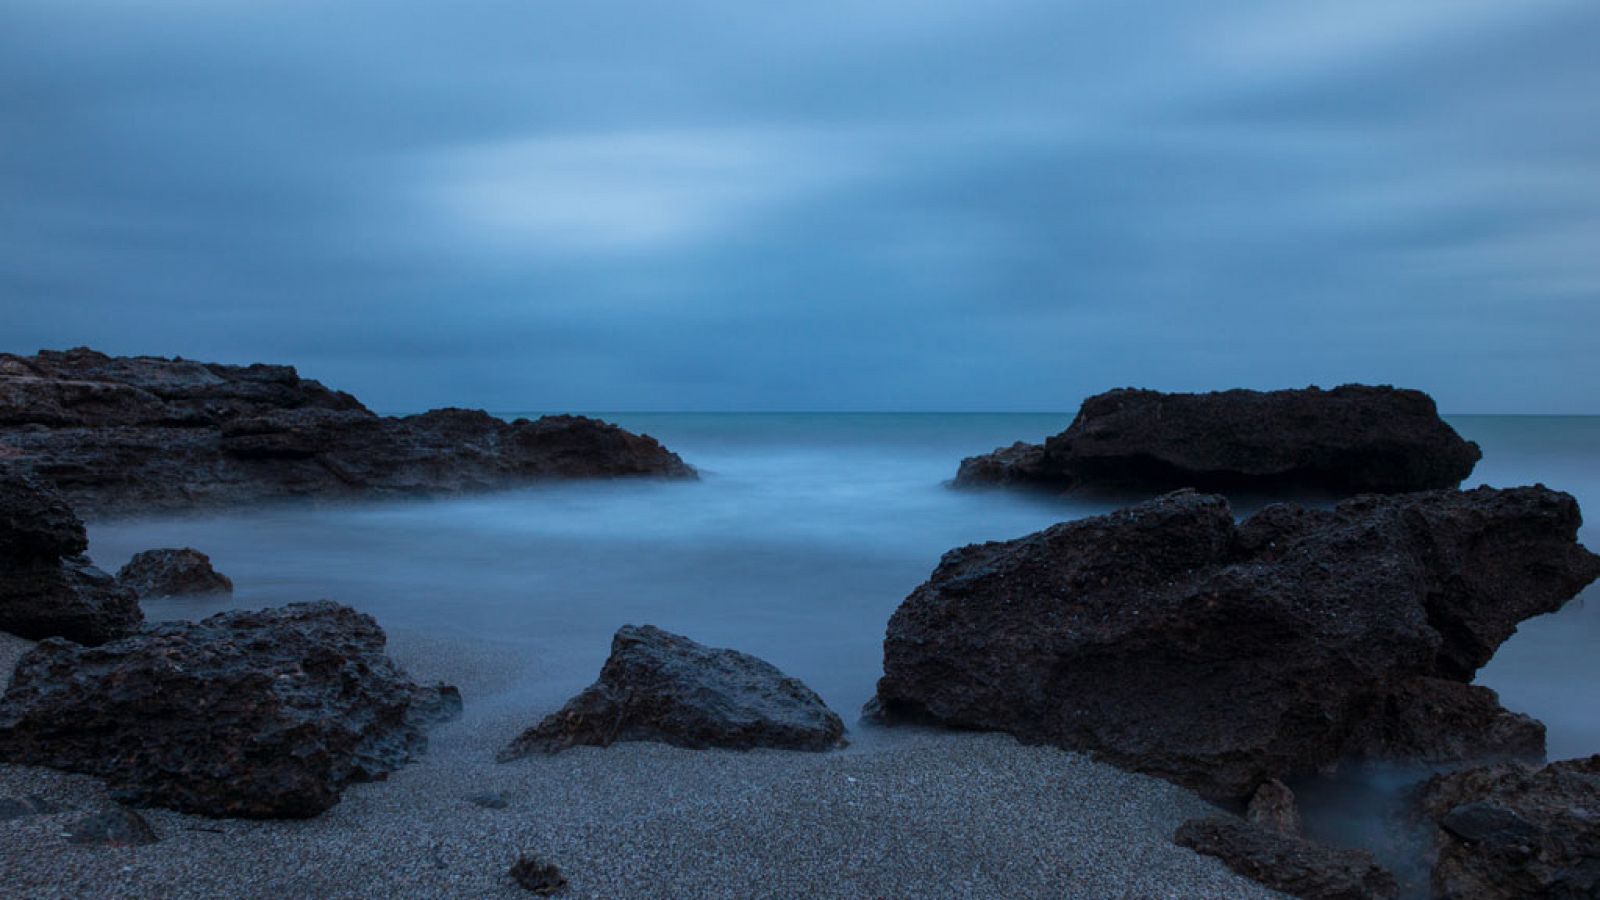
[954,385,1481,495]
[1414,755,1600,899]
[1248,779,1303,836]
[0,472,142,644]
[499,625,846,760]
[115,548,233,599]
[0,601,459,818]
[509,855,567,895]
[0,794,61,820]
[467,792,510,809]
[0,348,695,515]
[1175,815,1398,899]
[871,487,1599,800]
[64,805,159,847]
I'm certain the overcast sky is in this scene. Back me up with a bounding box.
[3,1,1597,413]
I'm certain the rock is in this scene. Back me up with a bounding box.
[954,385,1481,495]
[1248,779,1303,836]
[1175,816,1398,899]
[499,625,846,760]
[871,487,1599,800]
[0,794,61,821]
[0,348,695,515]
[1414,755,1600,899]
[115,548,233,599]
[467,792,510,809]
[0,601,459,818]
[509,855,567,894]
[64,805,159,847]
[0,473,142,645]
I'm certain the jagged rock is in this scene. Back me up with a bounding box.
[499,625,845,760]
[0,601,460,818]
[1345,678,1546,764]
[1248,779,1303,836]
[1175,816,1398,899]
[0,473,142,644]
[1414,755,1600,899]
[509,855,568,894]
[954,385,1481,495]
[116,548,233,599]
[0,348,695,515]
[871,487,1599,800]
[64,805,159,847]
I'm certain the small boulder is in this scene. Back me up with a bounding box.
[64,805,159,847]
[1175,816,1398,899]
[0,795,61,821]
[0,601,459,818]
[509,855,567,895]
[1247,779,1303,836]
[499,625,845,760]
[116,547,233,599]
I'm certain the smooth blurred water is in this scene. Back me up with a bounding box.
[85,414,1598,755]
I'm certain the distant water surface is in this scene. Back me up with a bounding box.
[86,414,1598,756]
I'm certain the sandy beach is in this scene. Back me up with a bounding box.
[0,628,1277,899]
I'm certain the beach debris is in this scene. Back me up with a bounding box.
[509,855,567,894]
[871,486,1599,801]
[498,624,846,760]
[1175,815,1397,899]
[115,548,233,599]
[1413,754,1600,899]
[954,384,1480,495]
[0,472,141,645]
[0,601,461,818]
[64,805,159,847]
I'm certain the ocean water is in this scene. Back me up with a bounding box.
[85,414,1599,757]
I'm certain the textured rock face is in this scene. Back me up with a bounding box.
[872,487,1599,800]
[0,601,460,818]
[0,473,142,644]
[955,385,1481,495]
[115,547,233,599]
[1415,755,1600,900]
[499,625,845,760]
[0,348,695,515]
[1175,816,1399,899]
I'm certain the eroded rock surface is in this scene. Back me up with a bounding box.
[955,385,1480,495]
[0,601,460,818]
[0,348,695,515]
[499,625,845,760]
[872,487,1599,800]
[116,547,233,599]
[1176,816,1399,899]
[1415,755,1600,900]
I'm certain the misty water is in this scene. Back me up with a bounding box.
[86,413,1598,849]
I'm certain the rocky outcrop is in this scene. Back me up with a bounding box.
[116,548,233,599]
[0,473,142,644]
[0,348,695,515]
[955,385,1481,495]
[871,487,1599,801]
[0,601,460,818]
[1175,816,1398,899]
[1414,755,1600,899]
[499,625,845,760]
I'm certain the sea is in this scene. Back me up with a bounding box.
[86,414,1598,832]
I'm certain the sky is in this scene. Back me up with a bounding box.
[2,1,1598,413]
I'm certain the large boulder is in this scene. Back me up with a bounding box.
[498,625,845,760]
[1414,755,1600,899]
[116,547,233,599]
[955,385,1481,495]
[0,347,695,515]
[871,487,1600,801]
[0,473,141,644]
[1175,816,1399,899]
[0,601,460,818]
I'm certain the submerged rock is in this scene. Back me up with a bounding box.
[116,547,233,599]
[871,487,1599,800]
[1175,816,1398,899]
[499,625,845,760]
[955,385,1481,495]
[0,473,141,645]
[0,347,695,515]
[1414,754,1600,900]
[0,601,460,818]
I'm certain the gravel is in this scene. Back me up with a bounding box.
[0,628,1281,899]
